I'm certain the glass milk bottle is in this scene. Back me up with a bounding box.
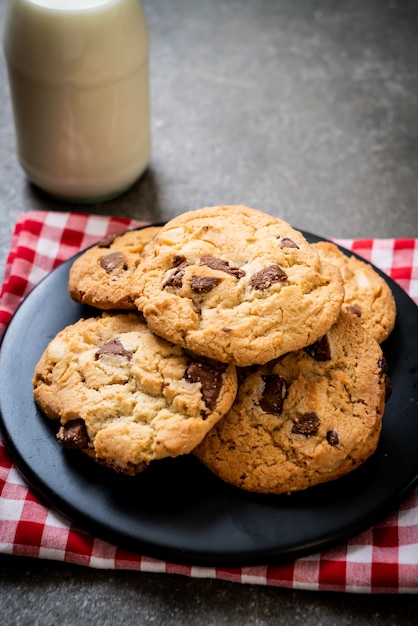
[3,0,150,203]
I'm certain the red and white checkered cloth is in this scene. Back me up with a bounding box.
[1,210,418,593]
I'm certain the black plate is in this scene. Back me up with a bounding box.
[1,230,418,567]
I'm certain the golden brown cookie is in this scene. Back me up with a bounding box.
[132,205,345,366]
[68,226,161,310]
[312,241,396,343]
[194,310,390,494]
[32,312,237,475]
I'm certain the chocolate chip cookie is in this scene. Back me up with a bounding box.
[33,312,237,475]
[68,226,161,310]
[194,310,390,494]
[313,241,396,343]
[132,205,345,366]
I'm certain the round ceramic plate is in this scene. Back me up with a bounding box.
[1,230,417,567]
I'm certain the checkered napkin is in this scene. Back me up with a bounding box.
[1,210,418,593]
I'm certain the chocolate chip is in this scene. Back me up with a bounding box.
[279,237,299,249]
[291,412,320,436]
[327,430,339,446]
[99,251,127,274]
[60,419,89,449]
[162,261,188,289]
[95,338,132,360]
[199,256,245,279]
[184,359,227,411]
[190,275,222,293]
[249,265,288,290]
[304,335,331,361]
[259,374,288,415]
[346,303,362,317]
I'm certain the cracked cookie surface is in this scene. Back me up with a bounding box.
[194,310,390,494]
[313,241,396,343]
[68,226,161,310]
[32,312,237,475]
[132,205,345,366]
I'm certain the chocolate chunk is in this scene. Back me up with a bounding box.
[99,251,127,273]
[184,359,227,411]
[378,357,392,401]
[97,233,121,248]
[378,356,388,374]
[95,338,132,360]
[171,254,187,267]
[199,256,245,279]
[162,261,188,289]
[249,265,288,290]
[304,335,331,361]
[190,275,221,293]
[384,376,392,401]
[60,419,89,449]
[96,458,148,475]
[279,237,299,249]
[259,374,288,415]
[346,303,362,317]
[291,412,320,436]
[327,430,339,446]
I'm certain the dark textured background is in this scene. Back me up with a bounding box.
[1,0,418,623]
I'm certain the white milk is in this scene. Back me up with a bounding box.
[3,0,150,202]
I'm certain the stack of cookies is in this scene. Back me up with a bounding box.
[33,205,396,494]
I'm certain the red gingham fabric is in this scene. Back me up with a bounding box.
[1,211,417,593]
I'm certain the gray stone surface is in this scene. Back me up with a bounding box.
[1,554,418,626]
[1,0,418,623]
